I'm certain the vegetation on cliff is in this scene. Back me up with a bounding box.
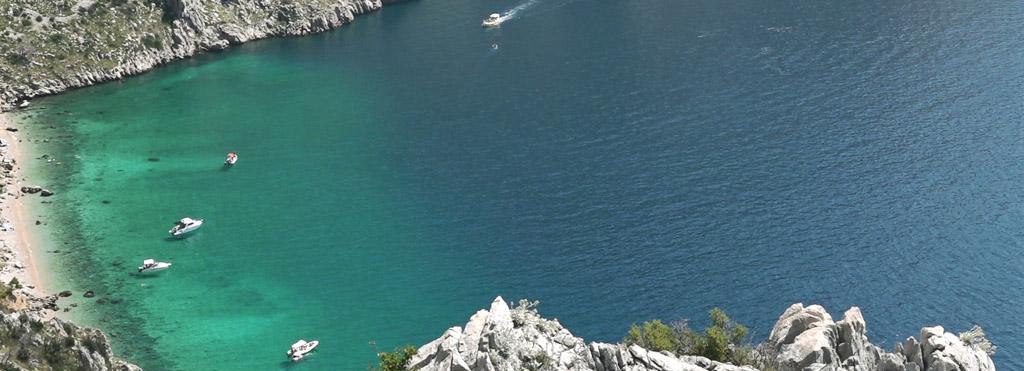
[0,0,384,109]
[623,308,776,370]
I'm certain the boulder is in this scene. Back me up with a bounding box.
[20,186,41,194]
[39,189,54,197]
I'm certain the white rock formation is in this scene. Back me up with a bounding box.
[410,298,997,371]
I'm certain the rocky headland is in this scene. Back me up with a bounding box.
[410,297,996,371]
[0,0,395,110]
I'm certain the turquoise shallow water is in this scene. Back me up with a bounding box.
[14,0,1024,369]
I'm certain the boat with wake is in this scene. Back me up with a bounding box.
[482,13,504,27]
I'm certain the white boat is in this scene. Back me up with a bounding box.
[225,152,238,165]
[482,13,503,27]
[17,101,29,109]
[287,339,319,361]
[138,259,171,273]
[169,217,203,237]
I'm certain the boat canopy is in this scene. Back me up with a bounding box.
[291,340,308,350]
[143,259,155,265]
[489,13,500,19]
[180,217,196,224]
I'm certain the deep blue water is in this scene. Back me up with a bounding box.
[21,0,1023,369]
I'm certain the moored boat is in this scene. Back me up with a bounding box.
[169,217,203,237]
[138,259,171,273]
[287,339,319,361]
[225,152,238,165]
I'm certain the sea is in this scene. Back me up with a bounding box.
[13,0,1023,369]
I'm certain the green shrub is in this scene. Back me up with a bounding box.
[4,53,29,66]
[370,345,416,371]
[42,340,64,365]
[959,325,996,356]
[142,34,163,49]
[624,308,755,365]
[623,320,679,353]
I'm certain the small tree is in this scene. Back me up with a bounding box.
[623,320,679,353]
[370,345,417,371]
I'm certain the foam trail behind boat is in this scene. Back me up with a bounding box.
[502,0,541,21]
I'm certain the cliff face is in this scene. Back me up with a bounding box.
[0,0,386,110]
[410,297,996,371]
[0,310,140,371]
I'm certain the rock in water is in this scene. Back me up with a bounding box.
[410,297,998,371]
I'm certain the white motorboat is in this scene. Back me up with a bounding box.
[169,217,203,237]
[138,259,171,273]
[17,101,30,109]
[225,152,238,165]
[482,13,503,27]
[287,339,319,361]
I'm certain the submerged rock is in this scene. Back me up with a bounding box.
[83,291,95,298]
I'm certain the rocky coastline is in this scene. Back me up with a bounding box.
[0,0,394,111]
[0,1,402,367]
[0,113,141,370]
[410,297,996,371]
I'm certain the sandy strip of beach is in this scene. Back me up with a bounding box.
[0,111,51,307]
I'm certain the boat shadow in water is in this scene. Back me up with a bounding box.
[132,272,168,279]
[220,163,233,172]
[278,359,309,369]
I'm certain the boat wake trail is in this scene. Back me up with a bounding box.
[502,0,541,21]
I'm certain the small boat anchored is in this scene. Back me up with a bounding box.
[482,13,503,27]
[169,217,203,237]
[224,152,238,165]
[138,259,171,273]
[287,339,319,361]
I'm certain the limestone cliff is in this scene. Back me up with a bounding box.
[0,309,140,371]
[0,0,388,110]
[410,297,996,371]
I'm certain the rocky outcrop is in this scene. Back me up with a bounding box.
[410,297,756,371]
[0,0,391,110]
[764,303,995,371]
[0,310,140,371]
[411,298,997,371]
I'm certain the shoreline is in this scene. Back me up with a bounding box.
[0,111,57,315]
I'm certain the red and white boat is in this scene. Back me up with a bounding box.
[225,152,238,165]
